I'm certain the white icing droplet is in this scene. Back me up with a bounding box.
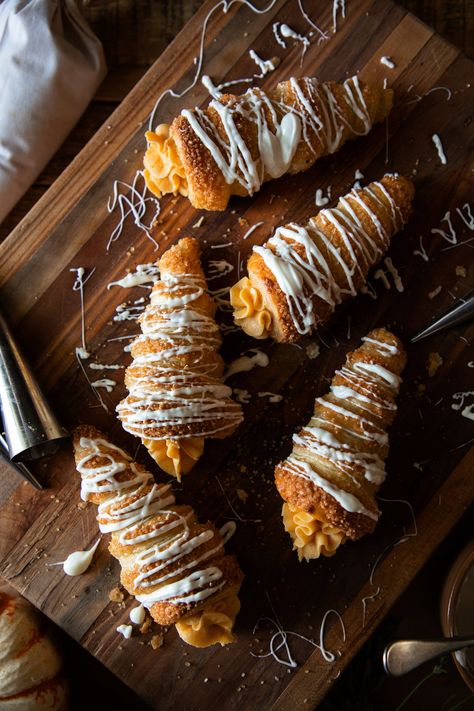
[75,347,91,360]
[224,349,270,380]
[258,391,283,403]
[315,188,331,207]
[380,56,396,69]
[53,539,101,577]
[117,624,133,639]
[129,604,146,626]
[432,133,448,165]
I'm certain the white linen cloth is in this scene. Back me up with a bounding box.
[0,0,106,224]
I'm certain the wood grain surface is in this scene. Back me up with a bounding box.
[0,1,473,709]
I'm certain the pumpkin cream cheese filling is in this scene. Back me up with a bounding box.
[143,437,204,481]
[144,124,188,197]
[175,591,241,647]
[282,503,346,561]
[229,277,273,339]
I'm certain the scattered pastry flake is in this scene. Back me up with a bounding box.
[427,352,443,377]
[77,501,88,510]
[305,342,320,360]
[428,285,442,299]
[109,586,125,603]
[417,383,426,394]
[456,265,467,277]
[150,634,164,650]
[237,489,249,503]
[140,617,152,635]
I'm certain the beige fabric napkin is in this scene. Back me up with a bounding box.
[0,0,106,224]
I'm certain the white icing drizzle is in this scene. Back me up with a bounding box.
[380,56,395,69]
[71,267,95,359]
[108,264,160,290]
[383,257,404,292]
[353,168,364,190]
[117,268,242,440]
[413,235,429,261]
[452,390,474,420]
[258,391,283,403]
[296,0,329,42]
[202,74,222,99]
[49,538,101,576]
[224,348,269,380]
[90,378,116,393]
[257,392,283,403]
[219,521,237,544]
[117,624,133,639]
[181,85,302,192]
[107,171,160,251]
[281,333,402,520]
[432,133,448,165]
[274,23,310,62]
[332,0,346,33]
[89,363,124,371]
[249,49,278,77]
[253,178,405,336]
[242,221,265,240]
[207,260,234,281]
[130,604,146,625]
[75,350,109,413]
[233,388,252,404]
[76,437,228,607]
[252,594,345,667]
[315,187,331,207]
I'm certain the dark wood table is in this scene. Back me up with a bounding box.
[0,2,472,709]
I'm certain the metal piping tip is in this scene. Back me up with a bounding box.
[0,434,44,489]
[0,309,69,463]
[411,292,474,344]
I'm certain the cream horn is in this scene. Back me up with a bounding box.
[230,174,414,343]
[275,328,406,561]
[143,76,393,210]
[117,237,243,480]
[73,426,244,647]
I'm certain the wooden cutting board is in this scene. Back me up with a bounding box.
[0,1,473,709]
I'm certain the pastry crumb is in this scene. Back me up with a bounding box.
[305,342,320,360]
[238,217,249,228]
[428,286,442,299]
[77,501,88,510]
[455,265,466,277]
[140,617,152,634]
[150,634,163,650]
[109,587,124,603]
[236,488,248,502]
[427,352,443,377]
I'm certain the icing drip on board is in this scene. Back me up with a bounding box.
[76,437,227,607]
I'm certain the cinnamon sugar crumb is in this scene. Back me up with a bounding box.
[236,489,248,502]
[109,587,124,603]
[140,617,152,634]
[150,634,163,650]
[428,286,442,299]
[427,352,443,377]
[455,265,466,277]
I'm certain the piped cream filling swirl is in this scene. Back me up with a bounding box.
[282,503,346,561]
[144,125,188,197]
[229,277,273,339]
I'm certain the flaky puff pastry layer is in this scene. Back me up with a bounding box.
[231,175,414,343]
[73,426,244,645]
[143,76,393,210]
[275,329,406,551]
[117,237,243,479]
